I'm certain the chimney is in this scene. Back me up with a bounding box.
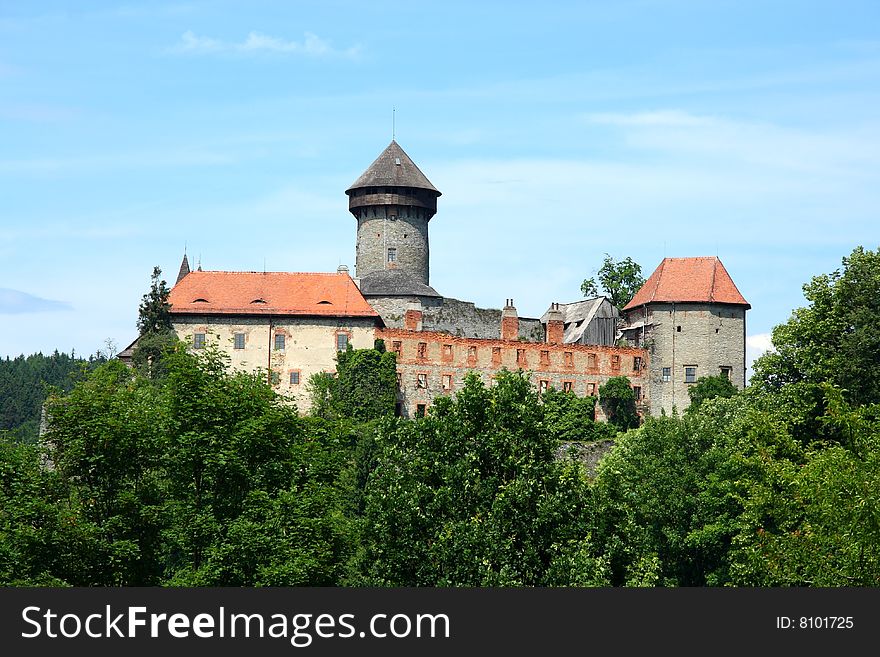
[546,302,564,344]
[501,298,519,341]
[404,300,423,331]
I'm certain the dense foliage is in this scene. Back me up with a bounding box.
[581,254,646,308]
[2,246,878,587]
[0,351,99,444]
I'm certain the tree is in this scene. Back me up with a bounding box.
[752,246,880,408]
[137,266,172,335]
[687,375,738,413]
[354,371,600,586]
[581,254,646,309]
[307,345,398,421]
[132,267,177,378]
[598,376,639,431]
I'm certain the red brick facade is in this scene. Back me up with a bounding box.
[377,327,648,419]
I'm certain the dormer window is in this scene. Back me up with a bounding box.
[317,300,332,305]
[192,298,209,303]
[251,298,267,304]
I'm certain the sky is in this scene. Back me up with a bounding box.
[2,0,879,377]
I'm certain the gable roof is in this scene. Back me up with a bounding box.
[624,257,750,311]
[540,297,619,343]
[168,271,379,318]
[346,140,440,194]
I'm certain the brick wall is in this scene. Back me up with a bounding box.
[377,327,649,419]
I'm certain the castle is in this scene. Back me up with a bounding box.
[157,141,750,418]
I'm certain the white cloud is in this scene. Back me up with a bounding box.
[583,110,717,127]
[168,30,361,59]
[746,333,774,380]
[0,288,72,314]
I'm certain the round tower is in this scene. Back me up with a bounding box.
[346,140,441,286]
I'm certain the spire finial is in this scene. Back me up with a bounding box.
[392,106,395,141]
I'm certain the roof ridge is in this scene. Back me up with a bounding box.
[709,257,717,303]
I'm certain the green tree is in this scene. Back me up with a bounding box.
[307,345,398,421]
[581,254,646,308]
[132,266,177,378]
[752,246,880,408]
[687,374,738,413]
[541,386,614,443]
[354,371,600,586]
[599,376,639,431]
[333,346,398,421]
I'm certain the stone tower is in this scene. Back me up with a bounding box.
[346,140,441,286]
[621,257,750,416]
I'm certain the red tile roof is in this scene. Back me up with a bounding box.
[168,271,379,318]
[624,257,750,311]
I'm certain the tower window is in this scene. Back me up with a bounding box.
[387,248,397,263]
[720,366,732,380]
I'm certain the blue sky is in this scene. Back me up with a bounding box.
[2,1,879,374]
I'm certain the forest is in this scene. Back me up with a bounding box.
[1,246,878,586]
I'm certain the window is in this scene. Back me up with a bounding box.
[633,356,642,371]
[662,367,671,382]
[289,371,300,385]
[516,348,527,366]
[387,247,397,263]
[587,353,597,369]
[467,346,478,364]
[587,383,597,396]
[677,325,682,333]
[396,372,402,387]
[234,333,245,350]
[633,385,642,401]
[720,366,732,380]
[392,340,402,356]
[492,346,502,366]
[270,371,280,386]
[442,344,453,361]
[417,342,427,359]
[538,380,549,394]
[611,354,621,371]
[415,404,427,418]
[417,373,428,389]
[337,333,349,351]
[685,366,697,383]
[193,333,206,349]
[563,351,574,368]
[441,374,452,391]
[275,334,285,350]
[563,381,573,393]
[540,350,550,366]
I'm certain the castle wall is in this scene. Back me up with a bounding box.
[172,315,377,412]
[355,207,430,284]
[624,303,746,416]
[377,327,649,419]
[367,295,544,341]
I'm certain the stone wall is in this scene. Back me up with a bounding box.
[377,327,649,419]
[172,314,377,412]
[355,207,431,284]
[367,295,544,341]
[625,303,746,416]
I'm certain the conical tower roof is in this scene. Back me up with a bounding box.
[176,253,191,284]
[346,141,440,195]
